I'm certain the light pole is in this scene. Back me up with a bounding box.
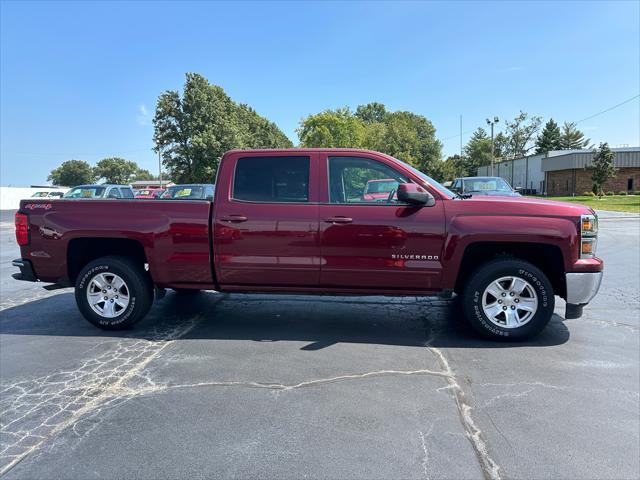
[486,116,499,176]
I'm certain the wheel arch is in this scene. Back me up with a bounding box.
[67,237,149,284]
[452,241,566,299]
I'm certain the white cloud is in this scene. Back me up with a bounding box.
[136,104,151,126]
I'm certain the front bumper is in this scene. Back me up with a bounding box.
[12,258,38,282]
[564,271,603,319]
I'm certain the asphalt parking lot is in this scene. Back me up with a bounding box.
[0,209,638,480]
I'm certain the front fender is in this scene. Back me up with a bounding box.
[441,214,579,290]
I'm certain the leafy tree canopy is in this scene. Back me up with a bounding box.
[47,160,95,187]
[94,157,140,184]
[153,73,292,183]
[535,119,562,154]
[501,111,542,159]
[355,102,388,124]
[298,102,442,175]
[297,107,366,148]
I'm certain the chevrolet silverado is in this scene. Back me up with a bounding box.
[13,149,603,340]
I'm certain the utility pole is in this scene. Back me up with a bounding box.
[459,115,463,157]
[486,116,499,176]
[158,147,163,189]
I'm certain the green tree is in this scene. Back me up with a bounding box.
[297,103,442,176]
[590,142,616,197]
[463,128,493,175]
[94,157,140,184]
[380,110,441,174]
[355,102,388,124]
[501,111,542,158]
[560,121,590,150]
[153,73,292,183]
[535,119,562,153]
[432,155,464,182]
[297,107,366,148]
[47,160,95,186]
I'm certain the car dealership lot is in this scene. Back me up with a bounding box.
[0,210,638,479]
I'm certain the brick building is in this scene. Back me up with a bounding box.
[542,147,640,196]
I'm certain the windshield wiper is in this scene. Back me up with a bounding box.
[453,192,473,199]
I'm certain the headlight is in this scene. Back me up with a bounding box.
[580,214,598,258]
[581,214,598,236]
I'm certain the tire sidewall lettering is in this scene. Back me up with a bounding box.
[80,265,137,326]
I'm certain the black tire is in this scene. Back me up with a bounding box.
[75,255,153,330]
[461,258,555,341]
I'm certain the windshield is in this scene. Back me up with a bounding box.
[463,178,512,193]
[396,159,457,198]
[64,187,106,198]
[365,180,399,194]
[161,186,204,199]
[31,192,48,198]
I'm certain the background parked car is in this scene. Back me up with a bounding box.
[31,191,65,198]
[160,184,215,200]
[450,176,522,197]
[362,178,399,201]
[63,184,135,199]
[135,189,165,199]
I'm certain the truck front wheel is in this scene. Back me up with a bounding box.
[75,256,153,330]
[462,259,555,341]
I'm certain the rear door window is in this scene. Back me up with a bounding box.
[233,156,310,203]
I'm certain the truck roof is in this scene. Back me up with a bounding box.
[225,148,383,155]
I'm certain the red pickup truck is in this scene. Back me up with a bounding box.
[13,149,603,340]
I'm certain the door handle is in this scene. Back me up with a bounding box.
[324,216,353,224]
[221,215,248,223]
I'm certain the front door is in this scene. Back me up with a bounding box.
[319,155,446,291]
[214,153,320,286]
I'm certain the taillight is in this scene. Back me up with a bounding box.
[15,212,29,246]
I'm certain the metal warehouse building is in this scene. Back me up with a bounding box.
[477,153,546,194]
[542,147,640,196]
[478,147,640,196]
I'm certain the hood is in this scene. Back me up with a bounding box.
[467,191,521,197]
[451,195,594,217]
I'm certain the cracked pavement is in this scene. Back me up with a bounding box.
[0,210,638,479]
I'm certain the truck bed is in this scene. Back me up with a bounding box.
[18,199,214,287]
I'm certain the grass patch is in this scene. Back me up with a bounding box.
[531,195,640,213]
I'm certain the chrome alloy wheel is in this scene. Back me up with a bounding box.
[86,272,130,318]
[482,276,538,328]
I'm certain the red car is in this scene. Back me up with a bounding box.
[134,189,164,199]
[13,149,603,340]
[362,178,399,201]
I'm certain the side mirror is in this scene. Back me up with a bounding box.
[397,183,435,206]
[205,195,214,201]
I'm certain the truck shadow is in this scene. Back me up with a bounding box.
[0,290,570,348]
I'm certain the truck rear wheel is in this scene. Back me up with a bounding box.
[462,259,555,341]
[75,256,153,330]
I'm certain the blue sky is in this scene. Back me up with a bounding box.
[1,0,639,186]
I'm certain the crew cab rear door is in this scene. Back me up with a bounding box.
[318,153,446,291]
[213,152,321,286]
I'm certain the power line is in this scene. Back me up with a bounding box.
[574,94,639,124]
[441,93,640,142]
